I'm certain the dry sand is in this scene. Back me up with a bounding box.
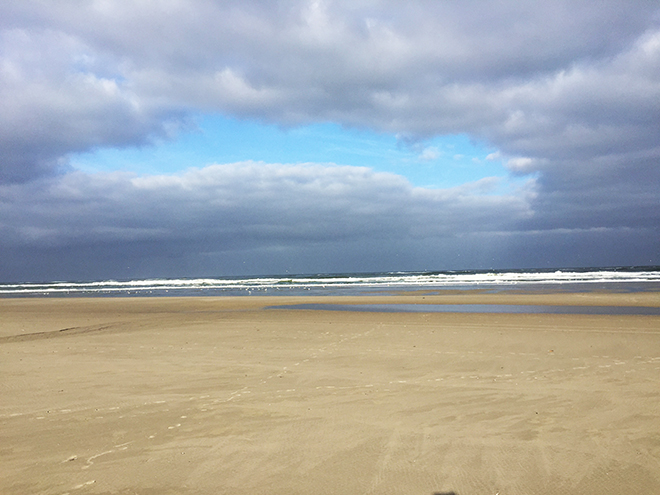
[1,292,660,495]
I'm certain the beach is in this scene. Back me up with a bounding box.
[1,292,660,494]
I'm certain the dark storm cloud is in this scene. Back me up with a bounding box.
[0,1,658,279]
[0,163,530,245]
[0,26,187,182]
[0,164,537,280]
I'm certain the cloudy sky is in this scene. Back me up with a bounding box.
[1,0,659,282]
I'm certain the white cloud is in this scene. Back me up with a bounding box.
[418,146,440,161]
[506,157,536,173]
[2,1,658,174]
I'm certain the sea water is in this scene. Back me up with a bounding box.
[1,266,659,297]
[268,303,660,316]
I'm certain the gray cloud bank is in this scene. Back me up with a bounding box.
[1,1,659,281]
[2,163,654,281]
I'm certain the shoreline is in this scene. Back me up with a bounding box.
[2,292,660,494]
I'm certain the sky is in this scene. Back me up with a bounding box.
[1,0,659,282]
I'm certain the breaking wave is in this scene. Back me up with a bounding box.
[2,266,659,297]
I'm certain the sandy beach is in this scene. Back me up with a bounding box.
[1,292,660,495]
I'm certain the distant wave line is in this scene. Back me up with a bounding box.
[1,268,659,295]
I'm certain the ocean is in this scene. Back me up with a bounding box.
[1,266,659,297]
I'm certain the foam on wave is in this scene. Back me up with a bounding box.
[2,267,659,296]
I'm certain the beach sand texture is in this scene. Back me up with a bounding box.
[1,293,660,494]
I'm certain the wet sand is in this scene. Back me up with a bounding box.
[1,292,660,494]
